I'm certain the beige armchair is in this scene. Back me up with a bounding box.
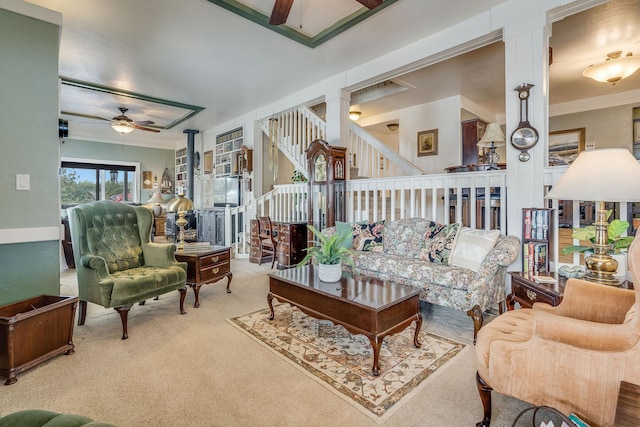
[475,233,640,427]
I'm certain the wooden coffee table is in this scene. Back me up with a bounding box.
[268,266,422,376]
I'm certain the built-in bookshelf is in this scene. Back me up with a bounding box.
[175,147,188,194]
[522,207,554,275]
[215,127,243,177]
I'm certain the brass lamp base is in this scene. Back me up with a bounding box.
[175,211,187,250]
[584,252,621,286]
[583,201,621,286]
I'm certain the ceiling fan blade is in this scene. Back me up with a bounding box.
[269,0,294,25]
[134,125,160,133]
[356,0,383,9]
[134,120,155,126]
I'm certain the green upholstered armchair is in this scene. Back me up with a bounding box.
[68,200,188,339]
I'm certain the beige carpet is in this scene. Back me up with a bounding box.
[229,304,468,423]
[0,257,529,426]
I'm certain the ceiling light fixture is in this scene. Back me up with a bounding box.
[386,123,399,132]
[582,51,640,85]
[111,119,135,134]
[349,111,361,121]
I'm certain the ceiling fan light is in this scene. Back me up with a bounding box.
[582,51,640,85]
[111,119,135,134]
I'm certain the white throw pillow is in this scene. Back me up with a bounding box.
[449,227,501,272]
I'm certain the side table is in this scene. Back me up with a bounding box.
[175,246,233,308]
[508,271,633,310]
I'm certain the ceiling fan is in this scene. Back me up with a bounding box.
[107,107,160,134]
[269,0,383,25]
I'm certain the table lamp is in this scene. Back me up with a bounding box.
[147,192,165,217]
[546,148,640,285]
[477,123,506,170]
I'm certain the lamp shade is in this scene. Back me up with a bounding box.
[477,123,506,147]
[546,149,640,202]
[166,194,193,212]
[148,192,165,204]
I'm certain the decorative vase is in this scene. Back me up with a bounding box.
[318,262,342,282]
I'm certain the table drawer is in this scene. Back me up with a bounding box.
[512,282,559,307]
[200,251,230,267]
[200,262,230,282]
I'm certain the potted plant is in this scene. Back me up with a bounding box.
[562,211,633,277]
[298,225,353,282]
[562,211,633,255]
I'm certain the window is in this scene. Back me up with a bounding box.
[60,160,139,208]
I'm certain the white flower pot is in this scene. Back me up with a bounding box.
[318,262,342,282]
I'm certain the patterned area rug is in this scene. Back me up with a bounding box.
[228,304,468,423]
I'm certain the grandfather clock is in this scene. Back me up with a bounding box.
[306,139,347,239]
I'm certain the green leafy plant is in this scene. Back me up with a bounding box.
[297,225,354,266]
[562,210,633,255]
[291,170,308,184]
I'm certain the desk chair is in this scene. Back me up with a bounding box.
[257,216,278,269]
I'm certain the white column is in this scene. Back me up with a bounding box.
[503,21,551,244]
[325,88,351,147]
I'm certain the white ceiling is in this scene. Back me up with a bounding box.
[22,0,640,148]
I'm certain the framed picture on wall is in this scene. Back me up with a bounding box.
[417,129,438,157]
[142,171,153,189]
[548,128,585,166]
[204,150,213,174]
[634,119,640,143]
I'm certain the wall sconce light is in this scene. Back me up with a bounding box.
[386,123,399,132]
[349,111,361,121]
[582,51,640,85]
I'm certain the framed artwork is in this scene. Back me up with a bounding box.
[634,119,640,143]
[204,150,213,174]
[417,129,438,157]
[142,171,153,189]
[548,128,585,166]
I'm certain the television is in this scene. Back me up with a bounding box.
[213,176,241,207]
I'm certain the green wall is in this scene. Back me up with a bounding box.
[0,8,61,305]
[61,139,176,201]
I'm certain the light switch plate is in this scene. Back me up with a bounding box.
[16,174,30,190]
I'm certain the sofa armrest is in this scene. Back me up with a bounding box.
[483,235,520,267]
[80,254,111,280]
[321,226,337,238]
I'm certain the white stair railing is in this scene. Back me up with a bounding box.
[348,123,423,179]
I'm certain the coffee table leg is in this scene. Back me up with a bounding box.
[267,292,275,320]
[413,313,422,348]
[370,337,382,376]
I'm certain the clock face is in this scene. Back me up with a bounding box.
[510,126,539,150]
[519,91,529,99]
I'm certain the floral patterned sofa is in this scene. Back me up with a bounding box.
[324,218,520,341]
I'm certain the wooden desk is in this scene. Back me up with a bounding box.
[175,246,232,308]
[508,271,633,310]
[249,220,307,269]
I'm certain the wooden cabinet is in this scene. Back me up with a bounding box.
[461,118,487,165]
[175,246,232,308]
[249,220,307,269]
[154,215,166,237]
[273,222,308,269]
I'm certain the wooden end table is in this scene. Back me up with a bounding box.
[507,271,633,310]
[175,246,232,308]
[268,266,422,376]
